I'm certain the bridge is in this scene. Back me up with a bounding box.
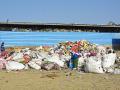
[0,22,120,32]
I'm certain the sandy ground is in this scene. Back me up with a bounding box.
[0,70,120,90]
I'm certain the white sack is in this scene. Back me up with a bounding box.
[12,52,24,62]
[46,54,64,67]
[6,61,25,71]
[78,57,85,67]
[61,55,71,62]
[28,61,41,70]
[38,51,48,59]
[85,57,104,73]
[102,53,116,71]
[31,59,42,66]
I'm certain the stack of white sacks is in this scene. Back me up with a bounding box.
[78,46,118,74]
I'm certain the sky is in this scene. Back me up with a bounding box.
[0,0,120,24]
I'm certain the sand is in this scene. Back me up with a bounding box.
[0,70,120,90]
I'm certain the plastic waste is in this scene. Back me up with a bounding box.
[113,69,120,74]
[0,58,7,69]
[28,61,41,70]
[41,62,55,70]
[102,53,116,72]
[85,56,104,73]
[78,57,85,68]
[12,52,24,62]
[6,61,25,71]
[46,54,64,67]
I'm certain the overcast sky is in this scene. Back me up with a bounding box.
[0,0,120,24]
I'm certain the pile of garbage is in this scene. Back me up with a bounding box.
[0,40,120,74]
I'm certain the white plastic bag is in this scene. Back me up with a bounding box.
[78,57,85,67]
[46,54,64,67]
[38,51,48,59]
[6,61,25,71]
[102,53,116,71]
[12,52,24,62]
[85,57,104,73]
[60,54,71,62]
[32,59,42,66]
[28,61,41,70]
